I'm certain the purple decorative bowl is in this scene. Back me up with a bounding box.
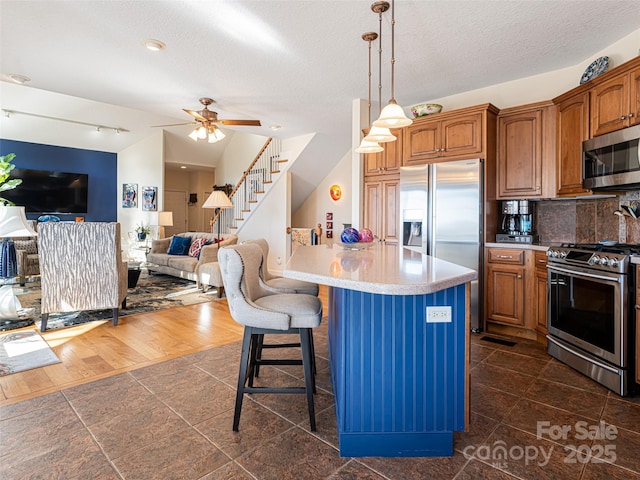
[340,227,360,244]
[359,228,374,243]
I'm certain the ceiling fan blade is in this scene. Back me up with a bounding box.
[183,108,208,122]
[218,119,262,126]
[151,121,196,127]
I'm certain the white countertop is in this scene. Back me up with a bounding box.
[486,242,550,252]
[283,243,477,296]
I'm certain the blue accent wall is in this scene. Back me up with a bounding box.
[0,139,117,221]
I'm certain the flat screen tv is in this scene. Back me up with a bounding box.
[3,168,89,214]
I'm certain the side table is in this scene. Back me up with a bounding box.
[127,262,142,288]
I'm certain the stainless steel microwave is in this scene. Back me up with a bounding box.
[583,123,640,191]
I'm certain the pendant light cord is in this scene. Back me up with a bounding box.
[377,7,383,115]
[362,31,378,126]
[390,0,396,103]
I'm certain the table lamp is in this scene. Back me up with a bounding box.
[157,211,173,239]
[0,206,37,278]
[202,190,233,240]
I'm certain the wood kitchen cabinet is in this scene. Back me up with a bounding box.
[553,91,591,197]
[534,250,548,338]
[363,176,399,245]
[497,101,556,199]
[590,65,640,137]
[403,104,498,165]
[486,248,526,327]
[364,128,403,177]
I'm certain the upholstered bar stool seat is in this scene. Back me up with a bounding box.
[245,238,319,296]
[218,243,323,432]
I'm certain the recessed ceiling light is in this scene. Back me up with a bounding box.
[142,39,166,51]
[269,125,281,131]
[7,74,31,84]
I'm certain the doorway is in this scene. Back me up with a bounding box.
[164,190,187,237]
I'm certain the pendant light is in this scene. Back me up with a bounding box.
[372,0,412,128]
[355,31,384,154]
[363,1,396,144]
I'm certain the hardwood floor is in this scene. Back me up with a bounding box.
[0,286,330,406]
[0,300,244,405]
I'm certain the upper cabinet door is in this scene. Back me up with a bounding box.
[403,120,440,164]
[591,73,630,137]
[556,93,590,197]
[631,67,640,127]
[440,112,482,157]
[497,110,542,198]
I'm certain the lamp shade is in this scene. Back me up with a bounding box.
[0,206,37,237]
[202,190,233,209]
[372,100,413,128]
[355,139,384,154]
[363,125,397,143]
[157,211,173,227]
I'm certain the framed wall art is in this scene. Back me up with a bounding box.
[122,183,138,208]
[142,186,157,211]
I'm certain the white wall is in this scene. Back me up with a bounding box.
[117,129,164,254]
[239,172,291,275]
[216,131,270,186]
[292,149,352,244]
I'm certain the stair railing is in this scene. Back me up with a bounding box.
[211,137,282,236]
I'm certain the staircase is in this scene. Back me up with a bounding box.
[211,137,286,236]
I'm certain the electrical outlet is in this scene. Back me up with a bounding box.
[426,306,452,323]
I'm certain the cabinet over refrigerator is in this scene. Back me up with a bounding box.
[400,159,483,331]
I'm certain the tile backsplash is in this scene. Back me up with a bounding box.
[535,191,640,244]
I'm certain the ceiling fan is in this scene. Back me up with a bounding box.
[154,97,261,143]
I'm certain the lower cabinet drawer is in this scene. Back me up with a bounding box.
[488,248,525,265]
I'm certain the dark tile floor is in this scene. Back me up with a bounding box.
[1,327,640,480]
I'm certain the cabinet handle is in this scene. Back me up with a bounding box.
[620,115,627,120]
[517,275,522,279]
[497,255,513,259]
[636,305,640,310]
[630,113,635,118]
[537,259,546,264]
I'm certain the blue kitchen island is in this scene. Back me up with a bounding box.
[284,243,476,457]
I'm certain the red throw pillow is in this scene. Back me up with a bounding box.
[188,238,208,258]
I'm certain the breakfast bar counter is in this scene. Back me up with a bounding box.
[284,243,476,457]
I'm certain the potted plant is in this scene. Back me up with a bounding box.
[0,153,22,205]
[135,223,151,241]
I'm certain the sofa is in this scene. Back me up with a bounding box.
[146,232,238,288]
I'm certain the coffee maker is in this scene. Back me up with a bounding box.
[496,200,539,243]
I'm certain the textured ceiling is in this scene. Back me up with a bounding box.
[1,0,639,170]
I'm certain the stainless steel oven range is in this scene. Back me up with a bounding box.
[546,243,638,396]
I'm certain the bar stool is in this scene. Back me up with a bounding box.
[244,238,320,376]
[218,243,323,431]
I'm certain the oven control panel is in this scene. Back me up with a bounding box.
[546,247,628,274]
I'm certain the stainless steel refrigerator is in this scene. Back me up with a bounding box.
[400,159,483,331]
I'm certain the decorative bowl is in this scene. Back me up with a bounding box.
[336,241,376,251]
[410,103,443,118]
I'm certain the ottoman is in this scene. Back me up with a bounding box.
[199,262,225,297]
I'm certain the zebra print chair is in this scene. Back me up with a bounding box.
[38,222,128,331]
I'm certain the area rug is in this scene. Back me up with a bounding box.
[0,329,61,376]
[1,273,223,332]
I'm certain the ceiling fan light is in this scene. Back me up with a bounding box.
[363,125,396,143]
[196,126,207,139]
[373,100,413,128]
[355,139,384,154]
[188,129,200,141]
[208,127,226,143]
